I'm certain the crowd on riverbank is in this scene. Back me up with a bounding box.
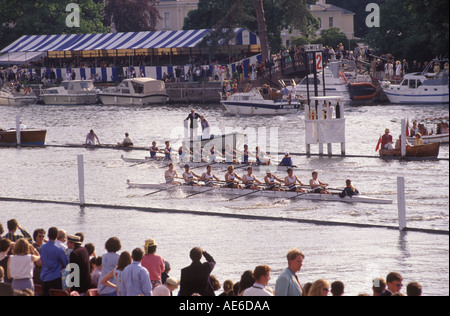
[1,219,424,297]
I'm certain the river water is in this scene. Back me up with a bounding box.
[0,101,448,296]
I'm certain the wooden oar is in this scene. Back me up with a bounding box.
[228,189,262,202]
[185,187,217,198]
[144,187,174,196]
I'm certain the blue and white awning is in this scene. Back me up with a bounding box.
[1,28,260,53]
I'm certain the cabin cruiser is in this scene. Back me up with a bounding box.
[0,87,37,106]
[381,71,449,104]
[220,88,304,116]
[98,78,169,105]
[40,80,98,105]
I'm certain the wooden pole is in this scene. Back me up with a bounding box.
[16,116,21,147]
[397,177,407,231]
[77,155,85,206]
[401,119,406,157]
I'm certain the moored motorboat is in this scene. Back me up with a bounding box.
[0,129,47,146]
[126,181,393,204]
[379,142,440,159]
[40,80,98,105]
[98,78,169,105]
[406,133,449,144]
[0,87,37,106]
[220,89,303,116]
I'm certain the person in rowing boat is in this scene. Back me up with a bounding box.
[242,166,263,190]
[182,164,201,186]
[178,141,192,162]
[205,145,223,163]
[192,142,205,163]
[395,135,411,150]
[200,165,221,187]
[150,141,163,160]
[224,144,237,163]
[380,128,394,150]
[85,129,100,146]
[163,141,172,161]
[225,165,243,189]
[284,168,305,193]
[339,179,359,198]
[310,171,331,194]
[279,153,294,167]
[264,170,285,191]
[117,132,133,148]
[165,163,180,185]
[255,146,272,166]
[413,133,424,146]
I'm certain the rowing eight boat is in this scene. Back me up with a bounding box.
[126,181,393,204]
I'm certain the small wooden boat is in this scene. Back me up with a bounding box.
[406,133,449,144]
[379,143,440,159]
[126,181,394,205]
[0,129,47,146]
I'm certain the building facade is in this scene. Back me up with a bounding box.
[155,0,199,31]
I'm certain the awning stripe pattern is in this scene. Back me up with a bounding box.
[1,28,259,53]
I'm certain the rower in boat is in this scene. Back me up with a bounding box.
[310,171,331,194]
[163,141,172,161]
[242,166,263,190]
[225,144,237,163]
[150,141,163,159]
[205,145,223,163]
[178,141,192,162]
[117,132,133,148]
[255,146,272,166]
[193,142,205,163]
[264,170,285,191]
[279,153,294,167]
[85,129,100,146]
[225,165,243,189]
[165,163,180,185]
[200,165,221,187]
[182,164,201,186]
[284,168,305,193]
[240,144,251,164]
[339,179,359,198]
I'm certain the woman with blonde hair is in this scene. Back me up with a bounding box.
[307,279,330,296]
[7,238,40,292]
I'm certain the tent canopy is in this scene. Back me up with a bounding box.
[0,51,46,64]
[1,28,260,54]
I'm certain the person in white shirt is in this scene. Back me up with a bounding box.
[152,277,179,296]
[242,265,274,296]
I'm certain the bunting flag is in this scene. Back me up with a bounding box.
[375,135,382,151]
[406,118,410,137]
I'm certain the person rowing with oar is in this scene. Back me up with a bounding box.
[204,145,223,163]
[284,168,305,193]
[165,163,181,185]
[255,146,272,166]
[178,141,192,162]
[163,140,173,161]
[309,171,331,194]
[150,141,164,160]
[85,129,100,146]
[224,165,243,189]
[182,164,201,186]
[242,166,263,190]
[264,169,285,192]
[200,165,221,187]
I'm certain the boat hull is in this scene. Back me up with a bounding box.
[41,94,98,105]
[221,101,301,116]
[406,133,449,144]
[380,143,440,159]
[0,129,47,146]
[0,95,37,106]
[382,87,449,104]
[99,94,169,105]
[127,182,393,204]
[347,82,377,101]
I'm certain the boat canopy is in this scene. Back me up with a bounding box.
[130,78,165,94]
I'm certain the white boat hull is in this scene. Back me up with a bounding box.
[383,89,449,104]
[221,101,301,116]
[407,133,449,144]
[0,95,37,106]
[127,182,393,204]
[41,94,98,105]
[99,94,169,105]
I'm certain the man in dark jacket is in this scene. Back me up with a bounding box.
[179,247,216,296]
[67,235,92,295]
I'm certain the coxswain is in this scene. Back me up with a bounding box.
[150,141,163,159]
[165,163,180,185]
[224,165,243,189]
[339,179,359,198]
[264,170,284,191]
[117,132,133,148]
[309,171,330,194]
[242,166,263,190]
[85,129,100,146]
[279,153,293,167]
[284,168,305,193]
[200,165,221,187]
[163,141,172,161]
[182,164,201,186]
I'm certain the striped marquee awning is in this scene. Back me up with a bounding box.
[1,28,260,53]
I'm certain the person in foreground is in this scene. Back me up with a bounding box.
[242,265,274,296]
[121,248,152,296]
[179,247,216,296]
[275,248,304,296]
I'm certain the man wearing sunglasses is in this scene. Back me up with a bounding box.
[379,272,403,296]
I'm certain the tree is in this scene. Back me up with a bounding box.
[254,0,270,62]
[105,0,161,32]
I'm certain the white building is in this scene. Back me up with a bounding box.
[155,0,199,31]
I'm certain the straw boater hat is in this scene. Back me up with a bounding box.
[165,277,180,288]
[67,235,82,244]
[144,239,157,248]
